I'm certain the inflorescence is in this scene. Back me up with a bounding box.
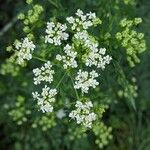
[13,37,35,65]
[32,85,57,113]
[69,101,96,128]
[33,61,54,85]
[4,2,147,148]
[45,22,69,45]
[12,9,112,129]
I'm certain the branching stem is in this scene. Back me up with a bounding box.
[56,72,67,89]
[69,73,80,100]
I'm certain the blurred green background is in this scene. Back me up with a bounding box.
[0,0,150,150]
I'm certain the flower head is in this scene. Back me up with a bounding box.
[56,44,77,69]
[33,61,54,85]
[69,101,96,128]
[66,9,101,31]
[45,22,69,45]
[32,85,57,113]
[14,37,35,65]
[74,70,99,93]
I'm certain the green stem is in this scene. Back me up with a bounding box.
[48,0,59,8]
[69,74,80,100]
[56,72,67,89]
[33,55,63,69]
[33,55,47,62]
[33,55,80,100]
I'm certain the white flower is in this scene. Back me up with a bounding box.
[56,109,66,119]
[76,9,83,17]
[32,91,40,99]
[85,48,112,69]
[15,41,22,49]
[74,70,99,93]
[56,44,77,69]
[74,31,98,51]
[69,101,96,128]
[30,9,112,118]
[96,54,112,69]
[32,85,57,113]
[67,9,100,31]
[56,54,62,61]
[22,38,35,50]
[45,22,69,45]
[87,12,96,19]
[74,31,112,69]
[33,61,54,85]
[66,16,75,24]
[14,37,35,65]
[41,103,53,113]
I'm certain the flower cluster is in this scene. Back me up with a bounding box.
[8,96,31,125]
[45,22,69,45]
[85,49,112,69]
[32,61,57,113]
[116,18,146,67]
[4,5,147,149]
[56,44,77,69]
[14,10,112,124]
[74,30,98,50]
[74,70,99,93]
[34,114,56,131]
[18,3,43,39]
[14,37,35,65]
[32,113,56,131]
[74,31,112,69]
[93,122,112,149]
[69,101,96,128]
[32,85,57,113]
[0,56,20,77]
[33,61,54,85]
[66,9,101,31]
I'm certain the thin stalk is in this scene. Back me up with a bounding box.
[33,55,63,69]
[33,55,47,62]
[69,74,80,100]
[56,72,67,89]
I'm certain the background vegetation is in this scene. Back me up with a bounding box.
[0,0,150,149]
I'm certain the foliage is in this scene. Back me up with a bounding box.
[0,0,150,150]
